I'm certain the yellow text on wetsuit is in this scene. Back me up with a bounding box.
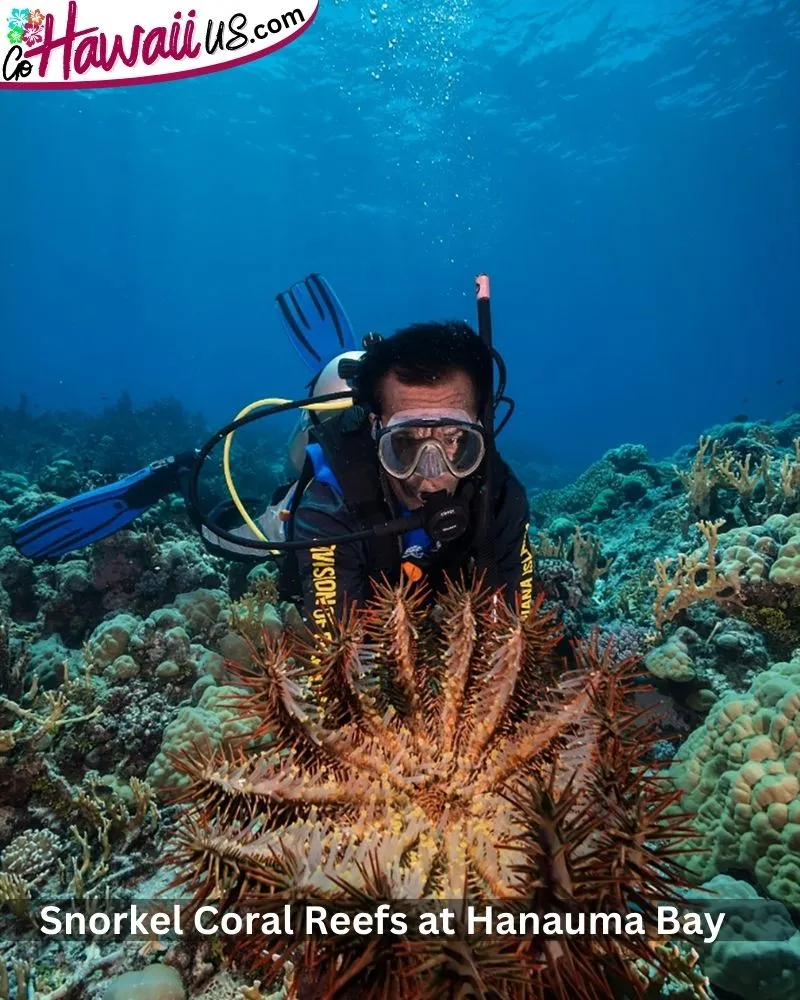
[519,524,534,616]
[310,544,337,633]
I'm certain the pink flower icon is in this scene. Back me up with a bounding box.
[23,20,42,43]
[27,7,44,25]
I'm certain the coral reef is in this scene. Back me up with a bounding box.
[650,514,800,633]
[2,403,800,998]
[673,434,800,522]
[668,653,800,909]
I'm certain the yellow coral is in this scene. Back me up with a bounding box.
[650,520,739,627]
[675,436,799,519]
[651,514,800,629]
[779,438,800,498]
[675,436,719,517]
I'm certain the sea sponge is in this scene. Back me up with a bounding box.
[669,653,800,908]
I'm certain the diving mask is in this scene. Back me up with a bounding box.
[375,409,486,481]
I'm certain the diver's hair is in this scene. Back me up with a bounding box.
[353,320,492,416]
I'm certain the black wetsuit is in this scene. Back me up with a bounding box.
[198,409,535,626]
[287,440,535,632]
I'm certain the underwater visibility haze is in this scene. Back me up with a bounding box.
[0,1,799,999]
[1,0,798,468]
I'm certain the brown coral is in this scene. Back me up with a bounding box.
[167,577,696,1000]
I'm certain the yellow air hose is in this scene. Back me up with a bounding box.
[222,396,354,548]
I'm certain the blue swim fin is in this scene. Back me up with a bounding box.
[12,454,193,560]
[276,273,357,372]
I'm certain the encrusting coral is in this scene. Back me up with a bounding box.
[167,575,700,1000]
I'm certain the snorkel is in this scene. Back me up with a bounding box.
[475,274,497,585]
[185,275,508,555]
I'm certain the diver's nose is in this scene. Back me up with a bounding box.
[415,444,447,479]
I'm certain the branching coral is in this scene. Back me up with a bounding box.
[533,526,612,600]
[650,521,740,627]
[52,772,161,896]
[570,525,615,595]
[3,764,161,907]
[675,436,800,521]
[675,437,721,519]
[0,688,100,754]
[0,642,99,753]
[779,438,800,498]
[167,577,697,1000]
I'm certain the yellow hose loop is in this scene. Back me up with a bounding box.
[223,396,354,548]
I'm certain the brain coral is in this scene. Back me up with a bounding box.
[669,653,800,908]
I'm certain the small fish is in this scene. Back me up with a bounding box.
[776,379,784,385]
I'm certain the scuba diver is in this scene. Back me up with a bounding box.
[13,273,535,626]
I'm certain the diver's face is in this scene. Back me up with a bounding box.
[374,369,478,509]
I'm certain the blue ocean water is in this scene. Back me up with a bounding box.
[1,0,798,475]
